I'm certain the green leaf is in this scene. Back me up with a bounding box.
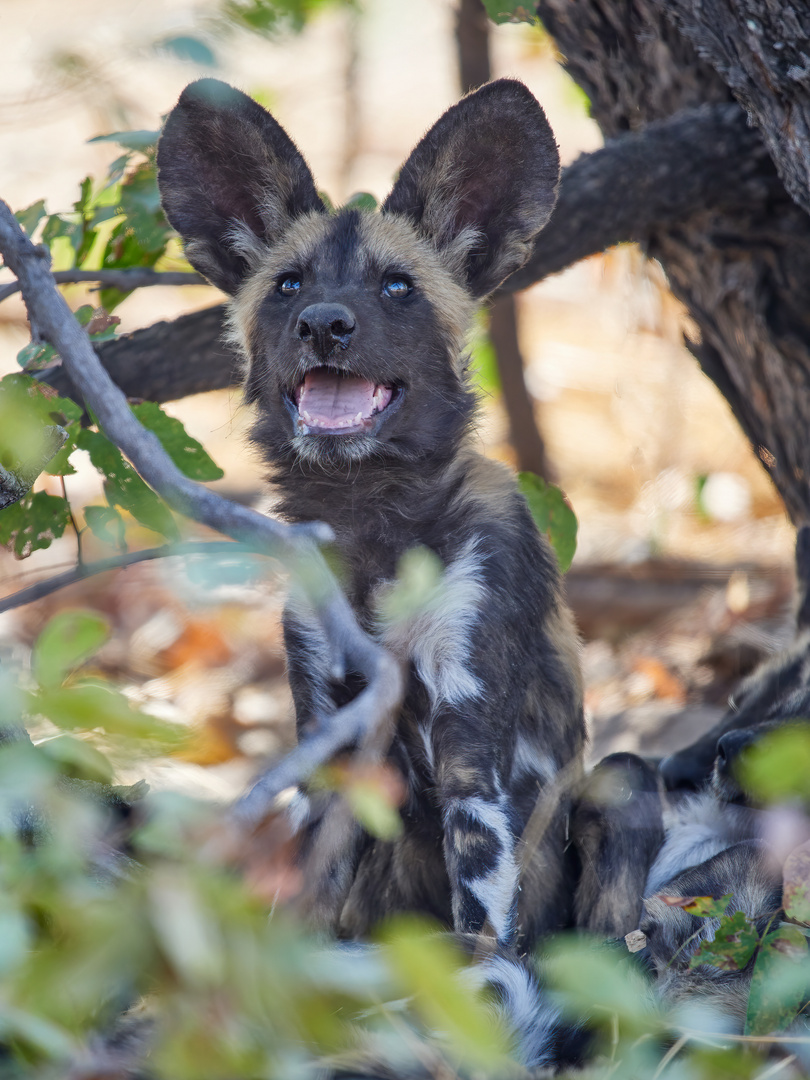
[784,841,810,925]
[345,782,402,841]
[15,200,48,238]
[654,893,735,920]
[469,309,501,396]
[36,735,115,785]
[132,402,224,481]
[43,420,80,476]
[89,130,160,152]
[0,492,71,557]
[83,504,126,548]
[0,374,78,476]
[73,176,94,216]
[16,341,57,372]
[32,610,110,690]
[41,213,82,259]
[377,546,445,625]
[344,191,378,213]
[689,910,759,971]
[481,0,537,24]
[544,934,658,1040]
[746,924,809,1035]
[77,428,179,541]
[518,472,578,572]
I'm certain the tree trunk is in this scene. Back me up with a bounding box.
[455,0,553,479]
[534,0,810,524]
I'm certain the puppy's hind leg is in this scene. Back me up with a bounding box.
[572,753,665,939]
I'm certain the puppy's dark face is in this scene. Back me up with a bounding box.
[232,208,475,470]
[156,77,560,473]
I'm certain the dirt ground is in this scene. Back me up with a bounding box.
[0,0,797,796]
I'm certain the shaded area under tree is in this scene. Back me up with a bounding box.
[38,0,810,525]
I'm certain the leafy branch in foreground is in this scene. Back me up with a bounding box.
[0,197,403,824]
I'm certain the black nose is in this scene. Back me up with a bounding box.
[296,303,356,358]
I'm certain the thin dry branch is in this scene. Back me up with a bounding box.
[0,268,205,303]
[0,199,404,820]
[0,540,258,613]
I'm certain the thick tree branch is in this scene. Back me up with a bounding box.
[0,200,404,820]
[42,304,236,404]
[0,269,205,303]
[504,103,782,292]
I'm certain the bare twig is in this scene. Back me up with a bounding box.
[59,475,83,567]
[0,200,404,815]
[0,540,261,614]
[0,268,205,304]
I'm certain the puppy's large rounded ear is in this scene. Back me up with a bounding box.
[382,80,559,298]
[157,79,325,295]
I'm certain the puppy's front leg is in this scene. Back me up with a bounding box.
[432,722,519,946]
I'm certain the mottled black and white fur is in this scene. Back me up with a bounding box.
[157,78,585,950]
[569,531,810,1034]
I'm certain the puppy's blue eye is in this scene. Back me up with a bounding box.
[279,276,302,295]
[382,276,412,299]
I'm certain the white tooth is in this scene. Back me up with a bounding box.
[355,412,363,423]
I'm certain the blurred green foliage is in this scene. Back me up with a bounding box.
[737,725,810,805]
[220,0,355,37]
[481,1,537,26]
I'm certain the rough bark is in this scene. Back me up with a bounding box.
[659,0,810,216]
[537,0,810,525]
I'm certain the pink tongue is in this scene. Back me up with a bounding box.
[297,369,391,428]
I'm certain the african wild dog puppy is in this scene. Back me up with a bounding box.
[157,79,585,948]
[569,527,810,1035]
[569,747,798,1033]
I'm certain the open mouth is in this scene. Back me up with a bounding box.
[290,367,399,436]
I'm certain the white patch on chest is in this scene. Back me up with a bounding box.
[375,537,486,709]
